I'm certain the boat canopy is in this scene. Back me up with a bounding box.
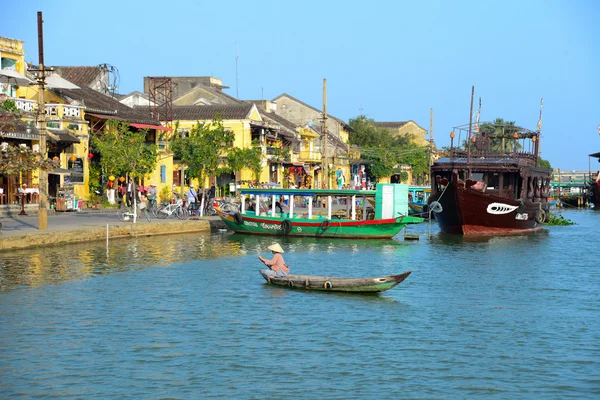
[238,188,376,197]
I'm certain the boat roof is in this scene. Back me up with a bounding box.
[434,157,520,165]
[238,188,376,196]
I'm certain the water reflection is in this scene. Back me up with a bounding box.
[0,233,246,292]
[0,230,423,292]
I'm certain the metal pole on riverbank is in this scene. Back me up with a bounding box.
[321,78,328,188]
[37,11,49,230]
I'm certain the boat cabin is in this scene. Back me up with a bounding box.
[431,122,551,203]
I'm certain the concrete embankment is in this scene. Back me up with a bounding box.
[0,215,226,251]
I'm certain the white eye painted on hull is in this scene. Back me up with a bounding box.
[486,202,519,215]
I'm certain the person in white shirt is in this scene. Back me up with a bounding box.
[185,184,198,207]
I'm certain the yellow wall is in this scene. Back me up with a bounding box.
[390,121,428,147]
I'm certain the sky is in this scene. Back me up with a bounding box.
[3,0,599,170]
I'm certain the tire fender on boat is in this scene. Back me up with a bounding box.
[233,212,244,225]
[324,281,333,289]
[320,220,331,231]
[535,209,546,224]
[429,201,443,213]
[288,280,294,288]
[281,219,292,235]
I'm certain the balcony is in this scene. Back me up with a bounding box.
[299,151,322,162]
[10,98,85,120]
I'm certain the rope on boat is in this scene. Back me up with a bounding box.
[429,184,450,239]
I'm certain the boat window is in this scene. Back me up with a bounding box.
[487,173,499,190]
[471,172,484,182]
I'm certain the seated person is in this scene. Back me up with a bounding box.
[259,243,290,277]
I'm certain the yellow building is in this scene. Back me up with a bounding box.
[168,103,289,196]
[1,36,88,205]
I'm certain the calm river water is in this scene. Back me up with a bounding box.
[1,209,598,399]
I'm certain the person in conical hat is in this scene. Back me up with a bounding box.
[259,243,290,276]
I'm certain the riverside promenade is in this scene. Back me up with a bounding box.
[0,207,225,251]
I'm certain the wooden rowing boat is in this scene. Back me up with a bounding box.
[259,270,412,293]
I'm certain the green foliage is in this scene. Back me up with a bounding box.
[159,185,172,203]
[92,120,158,179]
[348,115,429,183]
[171,115,234,189]
[0,144,58,175]
[545,213,576,226]
[478,118,521,152]
[1,98,20,114]
[538,157,552,170]
[245,140,263,181]
[88,161,102,194]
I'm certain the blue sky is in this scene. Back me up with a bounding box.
[4,0,599,170]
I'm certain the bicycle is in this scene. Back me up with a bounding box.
[147,197,160,218]
[117,202,151,222]
[157,198,189,220]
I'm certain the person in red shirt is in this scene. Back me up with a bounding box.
[259,243,290,276]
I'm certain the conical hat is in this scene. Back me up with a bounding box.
[267,243,284,253]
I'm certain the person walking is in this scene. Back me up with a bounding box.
[185,184,198,208]
[126,179,134,207]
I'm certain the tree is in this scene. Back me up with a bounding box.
[1,99,57,175]
[349,115,430,183]
[92,120,158,179]
[245,141,263,182]
[170,115,234,190]
[0,144,57,175]
[226,146,247,185]
[478,118,521,152]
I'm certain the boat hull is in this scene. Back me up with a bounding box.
[260,271,412,293]
[217,209,423,239]
[430,183,543,236]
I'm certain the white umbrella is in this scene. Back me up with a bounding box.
[0,69,34,86]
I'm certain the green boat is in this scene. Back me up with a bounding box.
[216,187,423,239]
[260,270,412,293]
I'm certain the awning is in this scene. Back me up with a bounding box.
[45,73,80,89]
[0,69,34,86]
[47,130,80,144]
[85,112,121,120]
[49,167,71,175]
[131,123,173,131]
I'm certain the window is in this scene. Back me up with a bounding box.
[161,165,166,183]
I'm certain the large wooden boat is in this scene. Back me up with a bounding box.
[260,270,412,293]
[587,152,600,209]
[428,121,551,236]
[216,188,423,239]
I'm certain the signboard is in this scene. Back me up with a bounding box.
[67,157,84,184]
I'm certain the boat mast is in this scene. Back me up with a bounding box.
[536,97,543,165]
[467,85,474,179]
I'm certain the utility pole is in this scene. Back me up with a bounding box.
[321,78,328,188]
[37,11,48,230]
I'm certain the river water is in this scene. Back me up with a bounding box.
[0,209,598,399]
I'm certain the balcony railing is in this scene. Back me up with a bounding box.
[299,151,322,162]
[10,98,84,120]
